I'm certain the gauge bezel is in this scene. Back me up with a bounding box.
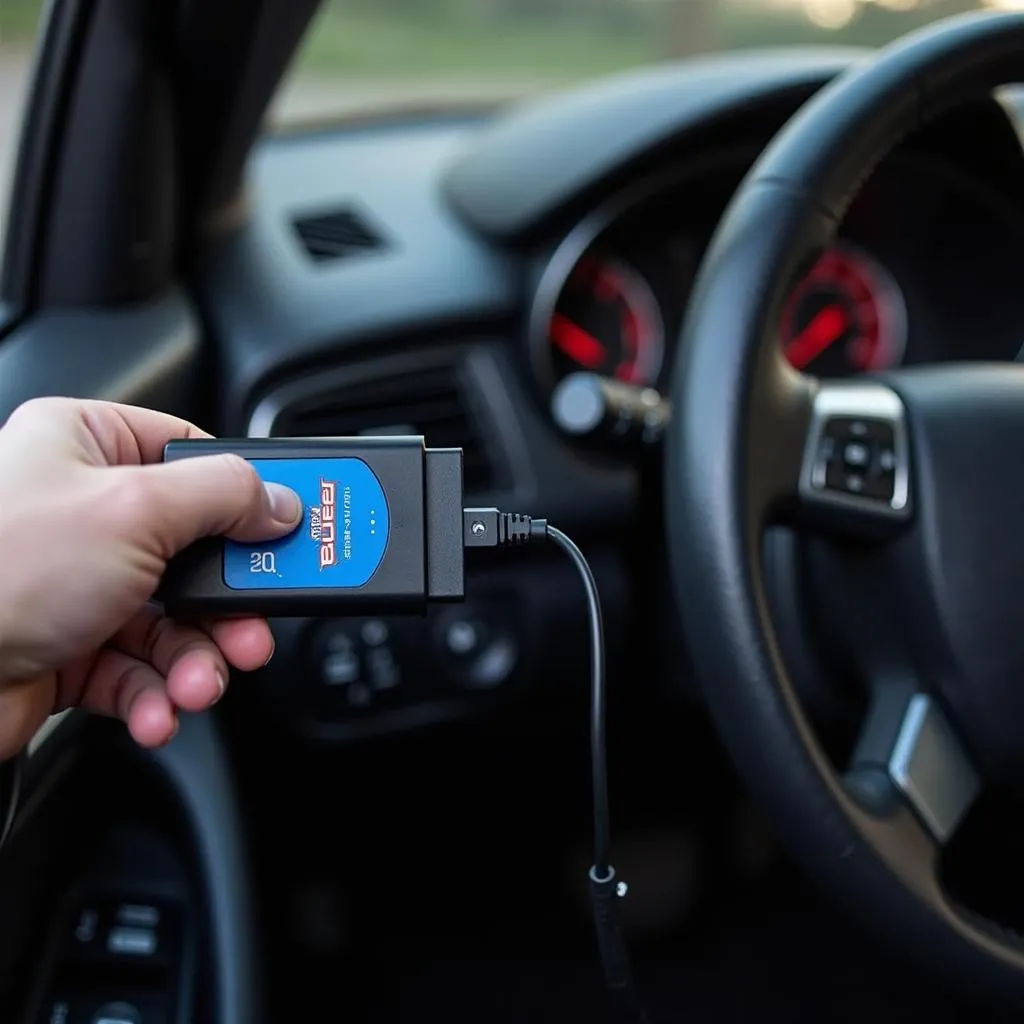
[780,240,908,376]
[551,255,667,387]
[526,148,758,395]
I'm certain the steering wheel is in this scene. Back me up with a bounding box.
[667,9,1024,999]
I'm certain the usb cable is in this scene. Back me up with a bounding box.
[464,509,647,1024]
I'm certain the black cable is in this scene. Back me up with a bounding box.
[545,524,648,1024]
[463,508,647,1022]
[545,525,611,876]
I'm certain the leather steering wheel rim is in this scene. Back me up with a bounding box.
[666,9,1024,999]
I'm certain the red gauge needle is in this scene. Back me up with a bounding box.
[784,304,848,370]
[550,313,607,369]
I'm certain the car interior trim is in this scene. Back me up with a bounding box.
[888,694,981,844]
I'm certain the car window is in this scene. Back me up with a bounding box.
[0,2,45,260]
[2,2,1021,227]
[270,0,1022,127]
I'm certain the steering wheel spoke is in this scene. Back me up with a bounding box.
[846,682,981,849]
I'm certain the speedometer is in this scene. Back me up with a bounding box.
[547,255,665,387]
[780,243,906,377]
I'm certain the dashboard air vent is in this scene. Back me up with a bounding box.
[292,207,387,263]
[268,363,498,495]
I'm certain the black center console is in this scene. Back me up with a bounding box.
[250,551,627,743]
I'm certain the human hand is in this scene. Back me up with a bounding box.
[0,398,302,760]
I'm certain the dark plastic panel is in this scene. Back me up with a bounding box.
[0,289,200,422]
[441,49,866,242]
[201,122,518,423]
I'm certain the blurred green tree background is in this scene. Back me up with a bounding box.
[0,0,993,78]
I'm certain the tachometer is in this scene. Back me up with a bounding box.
[781,244,906,378]
[547,256,665,387]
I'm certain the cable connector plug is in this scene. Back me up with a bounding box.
[590,866,647,1022]
[463,508,548,548]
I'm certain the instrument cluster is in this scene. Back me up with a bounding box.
[527,151,1024,434]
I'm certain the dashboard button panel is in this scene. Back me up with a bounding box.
[305,617,420,717]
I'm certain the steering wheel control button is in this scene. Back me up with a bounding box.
[800,384,910,526]
[841,441,869,468]
[888,694,980,844]
[820,418,895,497]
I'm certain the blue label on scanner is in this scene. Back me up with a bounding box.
[223,458,390,590]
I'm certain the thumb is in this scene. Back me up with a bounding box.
[127,454,302,555]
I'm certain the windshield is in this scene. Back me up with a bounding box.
[272,0,1024,125]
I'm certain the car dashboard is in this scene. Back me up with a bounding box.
[195,48,1024,747]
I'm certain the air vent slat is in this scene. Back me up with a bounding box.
[292,207,388,263]
[289,369,457,411]
[269,362,499,495]
[289,401,465,433]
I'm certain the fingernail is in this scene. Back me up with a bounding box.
[214,670,227,703]
[265,482,301,525]
[165,718,180,745]
[262,637,276,668]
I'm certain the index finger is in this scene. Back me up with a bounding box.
[88,401,214,465]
